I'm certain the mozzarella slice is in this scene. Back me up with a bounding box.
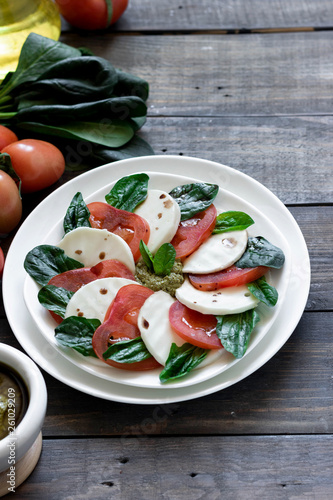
[134,189,181,253]
[182,230,248,274]
[138,291,224,369]
[57,227,135,273]
[65,277,138,322]
[176,278,259,315]
[138,291,183,365]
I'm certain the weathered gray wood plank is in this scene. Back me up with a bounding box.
[139,116,333,205]
[15,436,333,499]
[61,32,333,117]
[61,0,333,32]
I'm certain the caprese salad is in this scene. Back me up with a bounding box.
[24,173,285,383]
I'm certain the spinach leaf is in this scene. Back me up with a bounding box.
[159,343,208,383]
[63,192,91,234]
[216,309,260,359]
[15,56,119,106]
[38,285,74,318]
[247,277,278,307]
[213,211,254,234]
[0,33,81,99]
[12,96,147,124]
[139,241,176,276]
[235,237,285,269]
[24,245,84,286]
[16,120,134,148]
[169,182,219,221]
[54,317,100,357]
[105,173,149,211]
[139,241,154,272]
[103,337,152,364]
[114,69,149,102]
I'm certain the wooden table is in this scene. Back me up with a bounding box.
[1,1,332,497]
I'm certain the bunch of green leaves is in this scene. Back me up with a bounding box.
[0,33,154,165]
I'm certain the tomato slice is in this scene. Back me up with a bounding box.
[48,259,135,324]
[188,265,269,291]
[92,284,160,371]
[169,301,222,349]
[170,204,217,259]
[87,202,150,262]
[48,259,135,292]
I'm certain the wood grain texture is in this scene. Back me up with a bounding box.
[15,436,333,499]
[139,116,333,205]
[61,0,333,32]
[61,32,333,117]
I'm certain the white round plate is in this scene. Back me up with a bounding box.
[2,156,310,403]
[22,172,291,389]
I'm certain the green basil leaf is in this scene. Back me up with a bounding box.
[159,343,208,383]
[247,277,278,307]
[55,316,100,357]
[24,245,84,286]
[16,120,134,148]
[105,173,149,211]
[103,337,152,363]
[0,33,82,99]
[235,237,285,269]
[216,310,260,359]
[63,192,91,234]
[38,285,74,318]
[169,182,219,221]
[213,211,254,234]
[139,240,154,272]
[153,243,176,276]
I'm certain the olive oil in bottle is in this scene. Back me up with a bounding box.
[0,0,61,81]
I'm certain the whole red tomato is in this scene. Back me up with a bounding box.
[55,0,129,30]
[1,139,65,193]
[0,125,18,150]
[0,171,22,234]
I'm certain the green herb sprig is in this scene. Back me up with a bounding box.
[139,241,176,276]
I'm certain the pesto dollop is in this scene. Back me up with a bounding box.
[135,259,184,297]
